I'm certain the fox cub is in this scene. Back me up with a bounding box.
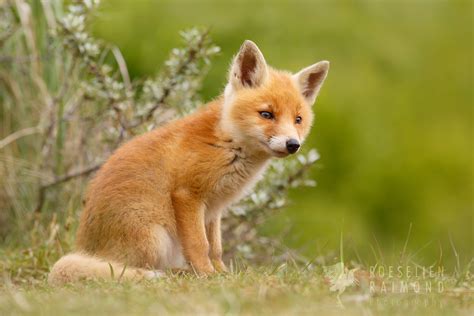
[48,40,329,284]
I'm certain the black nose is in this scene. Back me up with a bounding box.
[286,139,300,154]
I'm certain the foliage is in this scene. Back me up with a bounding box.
[0,0,318,265]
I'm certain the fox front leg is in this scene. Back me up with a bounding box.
[172,190,215,275]
[206,215,228,273]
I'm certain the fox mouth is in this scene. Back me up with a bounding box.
[259,141,289,157]
[272,150,289,157]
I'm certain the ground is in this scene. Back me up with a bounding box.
[0,263,472,316]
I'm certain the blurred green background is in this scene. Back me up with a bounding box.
[92,0,472,266]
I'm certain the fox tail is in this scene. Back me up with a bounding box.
[48,252,161,285]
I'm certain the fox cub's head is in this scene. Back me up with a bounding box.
[222,40,329,158]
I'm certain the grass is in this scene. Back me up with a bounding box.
[0,214,471,316]
[0,212,472,316]
[1,265,472,316]
[1,243,473,316]
[0,213,472,315]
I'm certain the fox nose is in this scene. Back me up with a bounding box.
[286,139,300,154]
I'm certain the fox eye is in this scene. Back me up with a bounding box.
[259,111,274,120]
[295,116,302,124]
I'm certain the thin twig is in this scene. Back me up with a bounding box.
[42,163,102,188]
[35,163,102,213]
[133,30,210,127]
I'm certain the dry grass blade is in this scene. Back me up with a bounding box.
[0,126,42,150]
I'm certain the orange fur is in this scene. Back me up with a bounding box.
[48,40,329,284]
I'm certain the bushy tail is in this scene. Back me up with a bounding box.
[48,253,160,285]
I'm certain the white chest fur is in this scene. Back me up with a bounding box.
[205,156,269,222]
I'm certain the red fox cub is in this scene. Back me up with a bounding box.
[48,40,329,284]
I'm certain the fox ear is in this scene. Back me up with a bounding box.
[293,61,330,105]
[228,40,268,90]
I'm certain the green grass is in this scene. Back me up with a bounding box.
[1,265,472,316]
[1,240,472,316]
[1,218,471,315]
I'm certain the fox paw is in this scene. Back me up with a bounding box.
[212,259,228,273]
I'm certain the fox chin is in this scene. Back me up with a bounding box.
[48,40,329,285]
